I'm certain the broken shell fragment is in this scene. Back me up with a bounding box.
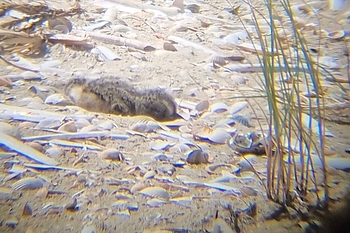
[0,187,13,201]
[99,149,124,161]
[163,42,177,51]
[81,224,97,233]
[186,149,209,164]
[22,202,33,216]
[213,218,235,233]
[210,102,228,113]
[64,198,78,211]
[208,54,226,67]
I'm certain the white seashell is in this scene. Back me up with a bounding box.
[74,118,91,129]
[5,9,28,18]
[0,122,18,137]
[116,209,130,217]
[168,184,189,192]
[58,121,77,132]
[130,183,146,194]
[112,200,129,210]
[8,163,26,174]
[172,161,186,168]
[223,33,239,45]
[99,149,124,160]
[79,125,99,133]
[111,25,132,32]
[102,7,118,22]
[130,119,161,133]
[45,147,63,159]
[208,129,231,144]
[206,163,231,174]
[231,75,248,85]
[213,123,231,130]
[157,164,176,175]
[143,170,156,180]
[177,99,197,110]
[147,198,167,207]
[0,187,13,201]
[140,187,169,200]
[197,143,210,151]
[11,177,44,191]
[152,153,173,161]
[196,100,210,112]
[241,186,258,196]
[155,176,174,183]
[96,120,115,130]
[35,117,62,129]
[177,175,203,185]
[5,216,19,228]
[204,182,241,193]
[230,101,248,115]
[239,171,256,180]
[176,175,203,186]
[44,94,68,105]
[96,46,121,61]
[150,141,171,151]
[170,196,193,207]
[224,31,248,45]
[115,193,132,200]
[231,115,253,127]
[208,54,226,66]
[209,170,237,182]
[186,150,209,164]
[146,212,162,221]
[211,102,228,113]
[127,202,138,211]
[237,155,258,171]
[158,130,182,140]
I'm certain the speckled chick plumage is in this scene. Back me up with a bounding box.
[64,77,177,121]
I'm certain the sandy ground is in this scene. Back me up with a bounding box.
[0,0,350,232]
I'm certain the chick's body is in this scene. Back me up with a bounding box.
[65,77,177,121]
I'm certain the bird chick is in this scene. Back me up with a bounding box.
[64,77,177,121]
